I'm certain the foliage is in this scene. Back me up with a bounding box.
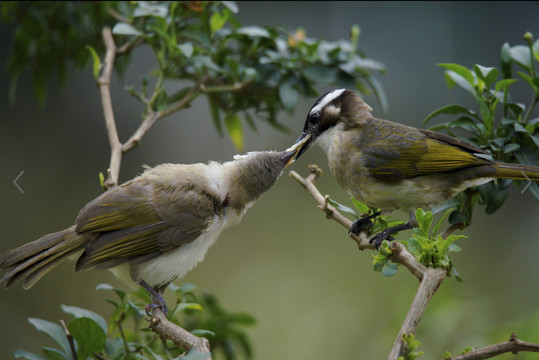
[0,1,386,151]
[424,32,539,227]
[372,208,466,280]
[0,1,123,105]
[14,283,254,360]
[398,333,424,360]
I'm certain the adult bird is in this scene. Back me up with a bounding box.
[0,150,298,314]
[291,88,539,248]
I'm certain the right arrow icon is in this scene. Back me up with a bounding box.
[520,171,532,194]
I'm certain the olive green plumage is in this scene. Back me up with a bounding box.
[0,150,295,291]
[292,88,539,245]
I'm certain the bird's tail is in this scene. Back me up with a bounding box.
[0,226,85,289]
[494,162,539,181]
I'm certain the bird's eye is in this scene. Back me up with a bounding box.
[310,112,320,121]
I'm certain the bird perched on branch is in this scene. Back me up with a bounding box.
[0,150,298,314]
[291,88,539,248]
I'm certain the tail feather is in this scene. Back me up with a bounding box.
[495,162,539,181]
[0,226,86,289]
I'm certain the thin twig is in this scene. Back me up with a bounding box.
[290,166,371,248]
[450,333,539,360]
[60,319,78,360]
[98,27,122,189]
[149,309,212,359]
[290,166,428,280]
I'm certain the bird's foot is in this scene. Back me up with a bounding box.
[369,222,414,250]
[349,211,381,236]
[369,230,396,250]
[144,301,168,317]
[139,280,169,317]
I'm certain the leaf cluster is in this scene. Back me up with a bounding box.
[1,1,125,105]
[2,1,386,151]
[424,32,539,226]
[398,333,424,360]
[372,208,466,280]
[14,283,255,360]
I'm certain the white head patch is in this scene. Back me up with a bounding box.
[309,88,346,115]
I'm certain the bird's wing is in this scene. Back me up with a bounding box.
[361,119,491,181]
[75,177,219,270]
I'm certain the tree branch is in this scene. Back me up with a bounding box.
[289,165,427,280]
[388,267,446,359]
[290,165,539,359]
[450,333,539,360]
[290,165,444,360]
[149,309,212,359]
[98,27,122,189]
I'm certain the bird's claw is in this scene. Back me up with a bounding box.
[369,231,395,250]
[145,302,169,317]
[349,218,373,236]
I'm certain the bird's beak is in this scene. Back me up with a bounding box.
[280,150,298,167]
[286,133,312,163]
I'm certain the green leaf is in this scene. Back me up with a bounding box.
[350,198,370,214]
[517,71,539,93]
[503,143,520,153]
[415,208,432,233]
[302,65,337,84]
[41,348,67,360]
[501,42,512,78]
[439,63,474,84]
[244,112,258,133]
[478,98,493,133]
[423,104,478,125]
[473,64,498,87]
[208,97,223,137]
[328,198,358,218]
[278,80,298,113]
[177,43,194,58]
[180,348,212,360]
[180,28,211,47]
[495,78,518,93]
[96,283,126,302]
[222,1,239,14]
[133,2,168,17]
[190,329,216,337]
[85,45,101,81]
[61,305,108,335]
[381,261,398,277]
[172,303,204,319]
[514,122,528,133]
[236,26,270,38]
[68,318,107,360]
[13,349,46,360]
[407,237,422,256]
[529,134,539,148]
[510,45,532,71]
[448,210,467,225]
[210,10,229,35]
[112,23,142,36]
[224,113,243,152]
[28,318,71,360]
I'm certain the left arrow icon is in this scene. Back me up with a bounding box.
[13,170,24,194]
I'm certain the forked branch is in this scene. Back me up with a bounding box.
[289,165,538,360]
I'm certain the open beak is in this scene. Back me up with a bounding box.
[285,133,312,165]
[280,150,297,167]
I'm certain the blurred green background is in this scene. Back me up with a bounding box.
[0,2,538,359]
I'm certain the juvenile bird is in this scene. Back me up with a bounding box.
[0,150,297,313]
[292,89,539,248]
